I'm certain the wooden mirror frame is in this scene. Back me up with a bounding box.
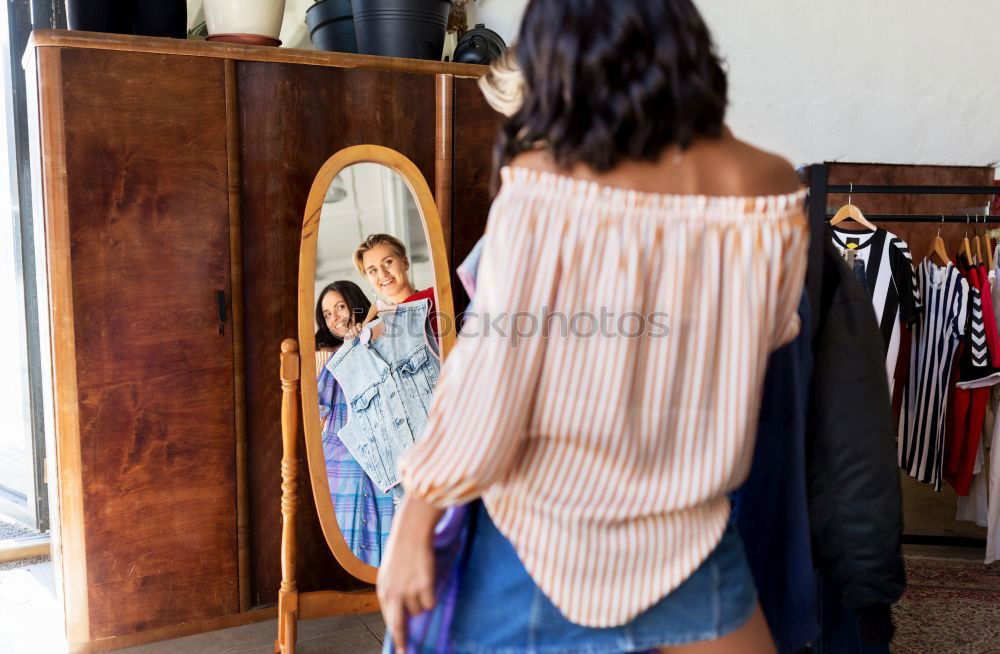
[297,145,455,582]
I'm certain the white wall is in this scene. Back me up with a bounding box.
[467,0,528,46]
[315,164,434,309]
[466,0,1000,169]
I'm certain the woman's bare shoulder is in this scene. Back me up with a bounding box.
[715,137,801,195]
[505,139,802,197]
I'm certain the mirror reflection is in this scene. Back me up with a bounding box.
[313,163,440,566]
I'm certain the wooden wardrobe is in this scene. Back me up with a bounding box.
[25,29,502,652]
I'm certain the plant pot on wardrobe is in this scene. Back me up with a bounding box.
[204,0,286,46]
[306,0,359,53]
[453,24,506,65]
[66,0,187,38]
[353,0,453,60]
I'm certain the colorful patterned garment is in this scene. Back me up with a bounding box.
[317,350,396,566]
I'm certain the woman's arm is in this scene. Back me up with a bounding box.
[397,192,558,506]
[378,187,557,648]
[377,496,442,651]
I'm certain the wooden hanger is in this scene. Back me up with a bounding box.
[829,184,877,231]
[351,293,384,347]
[962,216,974,263]
[361,303,379,328]
[988,230,996,271]
[974,215,984,265]
[983,210,995,270]
[930,216,951,266]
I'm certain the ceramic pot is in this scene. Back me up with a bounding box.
[204,0,286,39]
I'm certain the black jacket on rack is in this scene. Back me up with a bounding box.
[806,241,906,644]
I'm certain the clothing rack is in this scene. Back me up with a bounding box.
[827,183,1000,196]
[806,164,995,550]
[825,214,1000,223]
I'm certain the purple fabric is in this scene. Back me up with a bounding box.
[319,360,395,566]
[400,506,471,654]
[456,237,485,307]
[389,240,486,653]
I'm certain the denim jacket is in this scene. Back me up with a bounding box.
[328,299,441,493]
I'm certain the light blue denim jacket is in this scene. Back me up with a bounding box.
[327,299,440,493]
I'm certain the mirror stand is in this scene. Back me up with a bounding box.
[275,339,379,654]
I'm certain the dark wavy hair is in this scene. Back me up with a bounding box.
[315,280,372,349]
[495,0,727,177]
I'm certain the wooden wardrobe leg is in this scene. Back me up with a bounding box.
[276,339,300,654]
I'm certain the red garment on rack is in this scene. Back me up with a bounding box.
[945,385,990,496]
[984,264,1000,367]
[945,264,998,495]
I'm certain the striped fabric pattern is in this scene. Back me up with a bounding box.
[969,285,988,367]
[317,351,396,566]
[898,261,969,490]
[829,226,919,393]
[399,167,808,627]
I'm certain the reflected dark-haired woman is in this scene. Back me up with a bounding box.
[315,281,395,565]
[378,0,808,652]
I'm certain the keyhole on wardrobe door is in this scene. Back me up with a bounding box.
[216,291,228,335]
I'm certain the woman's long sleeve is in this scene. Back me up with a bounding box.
[771,217,809,350]
[398,195,558,508]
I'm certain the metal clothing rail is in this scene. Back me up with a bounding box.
[825,214,1000,223]
[806,164,993,551]
[827,183,1000,195]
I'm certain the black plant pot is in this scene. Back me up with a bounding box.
[67,0,187,38]
[353,0,453,61]
[453,23,506,65]
[306,0,359,53]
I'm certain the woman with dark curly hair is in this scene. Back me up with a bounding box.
[378,1,807,652]
[315,281,397,564]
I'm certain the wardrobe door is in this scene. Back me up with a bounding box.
[237,62,437,604]
[57,48,238,638]
[451,76,504,314]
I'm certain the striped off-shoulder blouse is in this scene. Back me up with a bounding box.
[398,166,809,627]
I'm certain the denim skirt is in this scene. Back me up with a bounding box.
[426,501,758,654]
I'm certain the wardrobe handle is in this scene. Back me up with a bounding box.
[217,291,228,335]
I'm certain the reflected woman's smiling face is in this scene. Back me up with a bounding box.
[362,242,411,301]
[321,290,353,339]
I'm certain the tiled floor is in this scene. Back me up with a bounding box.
[116,613,385,654]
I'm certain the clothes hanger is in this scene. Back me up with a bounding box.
[973,214,984,266]
[962,215,974,263]
[829,183,878,231]
[983,217,992,269]
[361,303,379,328]
[360,290,383,338]
[982,206,995,271]
[930,215,951,266]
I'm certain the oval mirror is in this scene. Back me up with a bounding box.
[298,145,454,583]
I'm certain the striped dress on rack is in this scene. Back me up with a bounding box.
[829,226,920,393]
[898,261,969,490]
